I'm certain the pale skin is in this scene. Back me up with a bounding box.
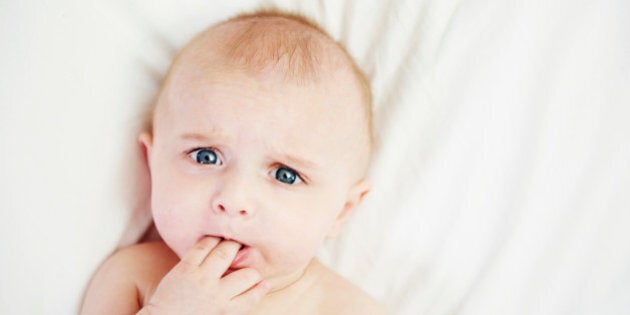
[81,17,386,315]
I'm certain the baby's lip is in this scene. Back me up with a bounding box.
[200,234,249,247]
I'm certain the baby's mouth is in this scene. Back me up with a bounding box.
[232,244,249,263]
[198,235,251,276]
[202,235,251,267]
[200,234,249,247]
[217,236,249,248]
[222,240,252,276]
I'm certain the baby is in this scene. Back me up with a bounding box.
[81,9,385,315]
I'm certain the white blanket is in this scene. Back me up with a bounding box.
[1,0,628,314]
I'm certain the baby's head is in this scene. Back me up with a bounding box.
[139,10,372,289]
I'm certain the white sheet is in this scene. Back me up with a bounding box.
[1,0,629,314]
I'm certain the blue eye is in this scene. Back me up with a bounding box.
[191,148,221,165]
[274,167,301,185]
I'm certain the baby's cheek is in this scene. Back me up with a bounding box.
[150,156,206,257]
[260,239,314,276]
[282,220,329,261]
[152,198,191,258]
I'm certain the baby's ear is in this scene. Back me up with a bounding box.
[138,132,154,166]
[327,178,371,238]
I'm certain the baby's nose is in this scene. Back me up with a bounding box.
[215,202,250,217]
[210,168,256,218]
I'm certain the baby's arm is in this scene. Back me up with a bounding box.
[80,245,144,314]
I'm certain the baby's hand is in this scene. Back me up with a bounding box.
[138,237,269,315]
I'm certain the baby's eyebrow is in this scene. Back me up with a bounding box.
[179,131,230,142]
[278,152,318,171]
[180,133,208,141]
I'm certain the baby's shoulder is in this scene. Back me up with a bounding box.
[314,263,388,315]
[113,241,179,299]
[116,241,177,270]
[112,241,178,270]
[80,241,177,314]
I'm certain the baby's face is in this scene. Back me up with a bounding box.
[141,62,370,287]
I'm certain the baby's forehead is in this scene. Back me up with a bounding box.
[167,69,354,129]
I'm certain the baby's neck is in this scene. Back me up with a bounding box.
[253,259,327,313]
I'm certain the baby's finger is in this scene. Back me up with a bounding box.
[199,240,241,277]
[230,280,269,312]
[220,268,263,298]
[180,236,221,268]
